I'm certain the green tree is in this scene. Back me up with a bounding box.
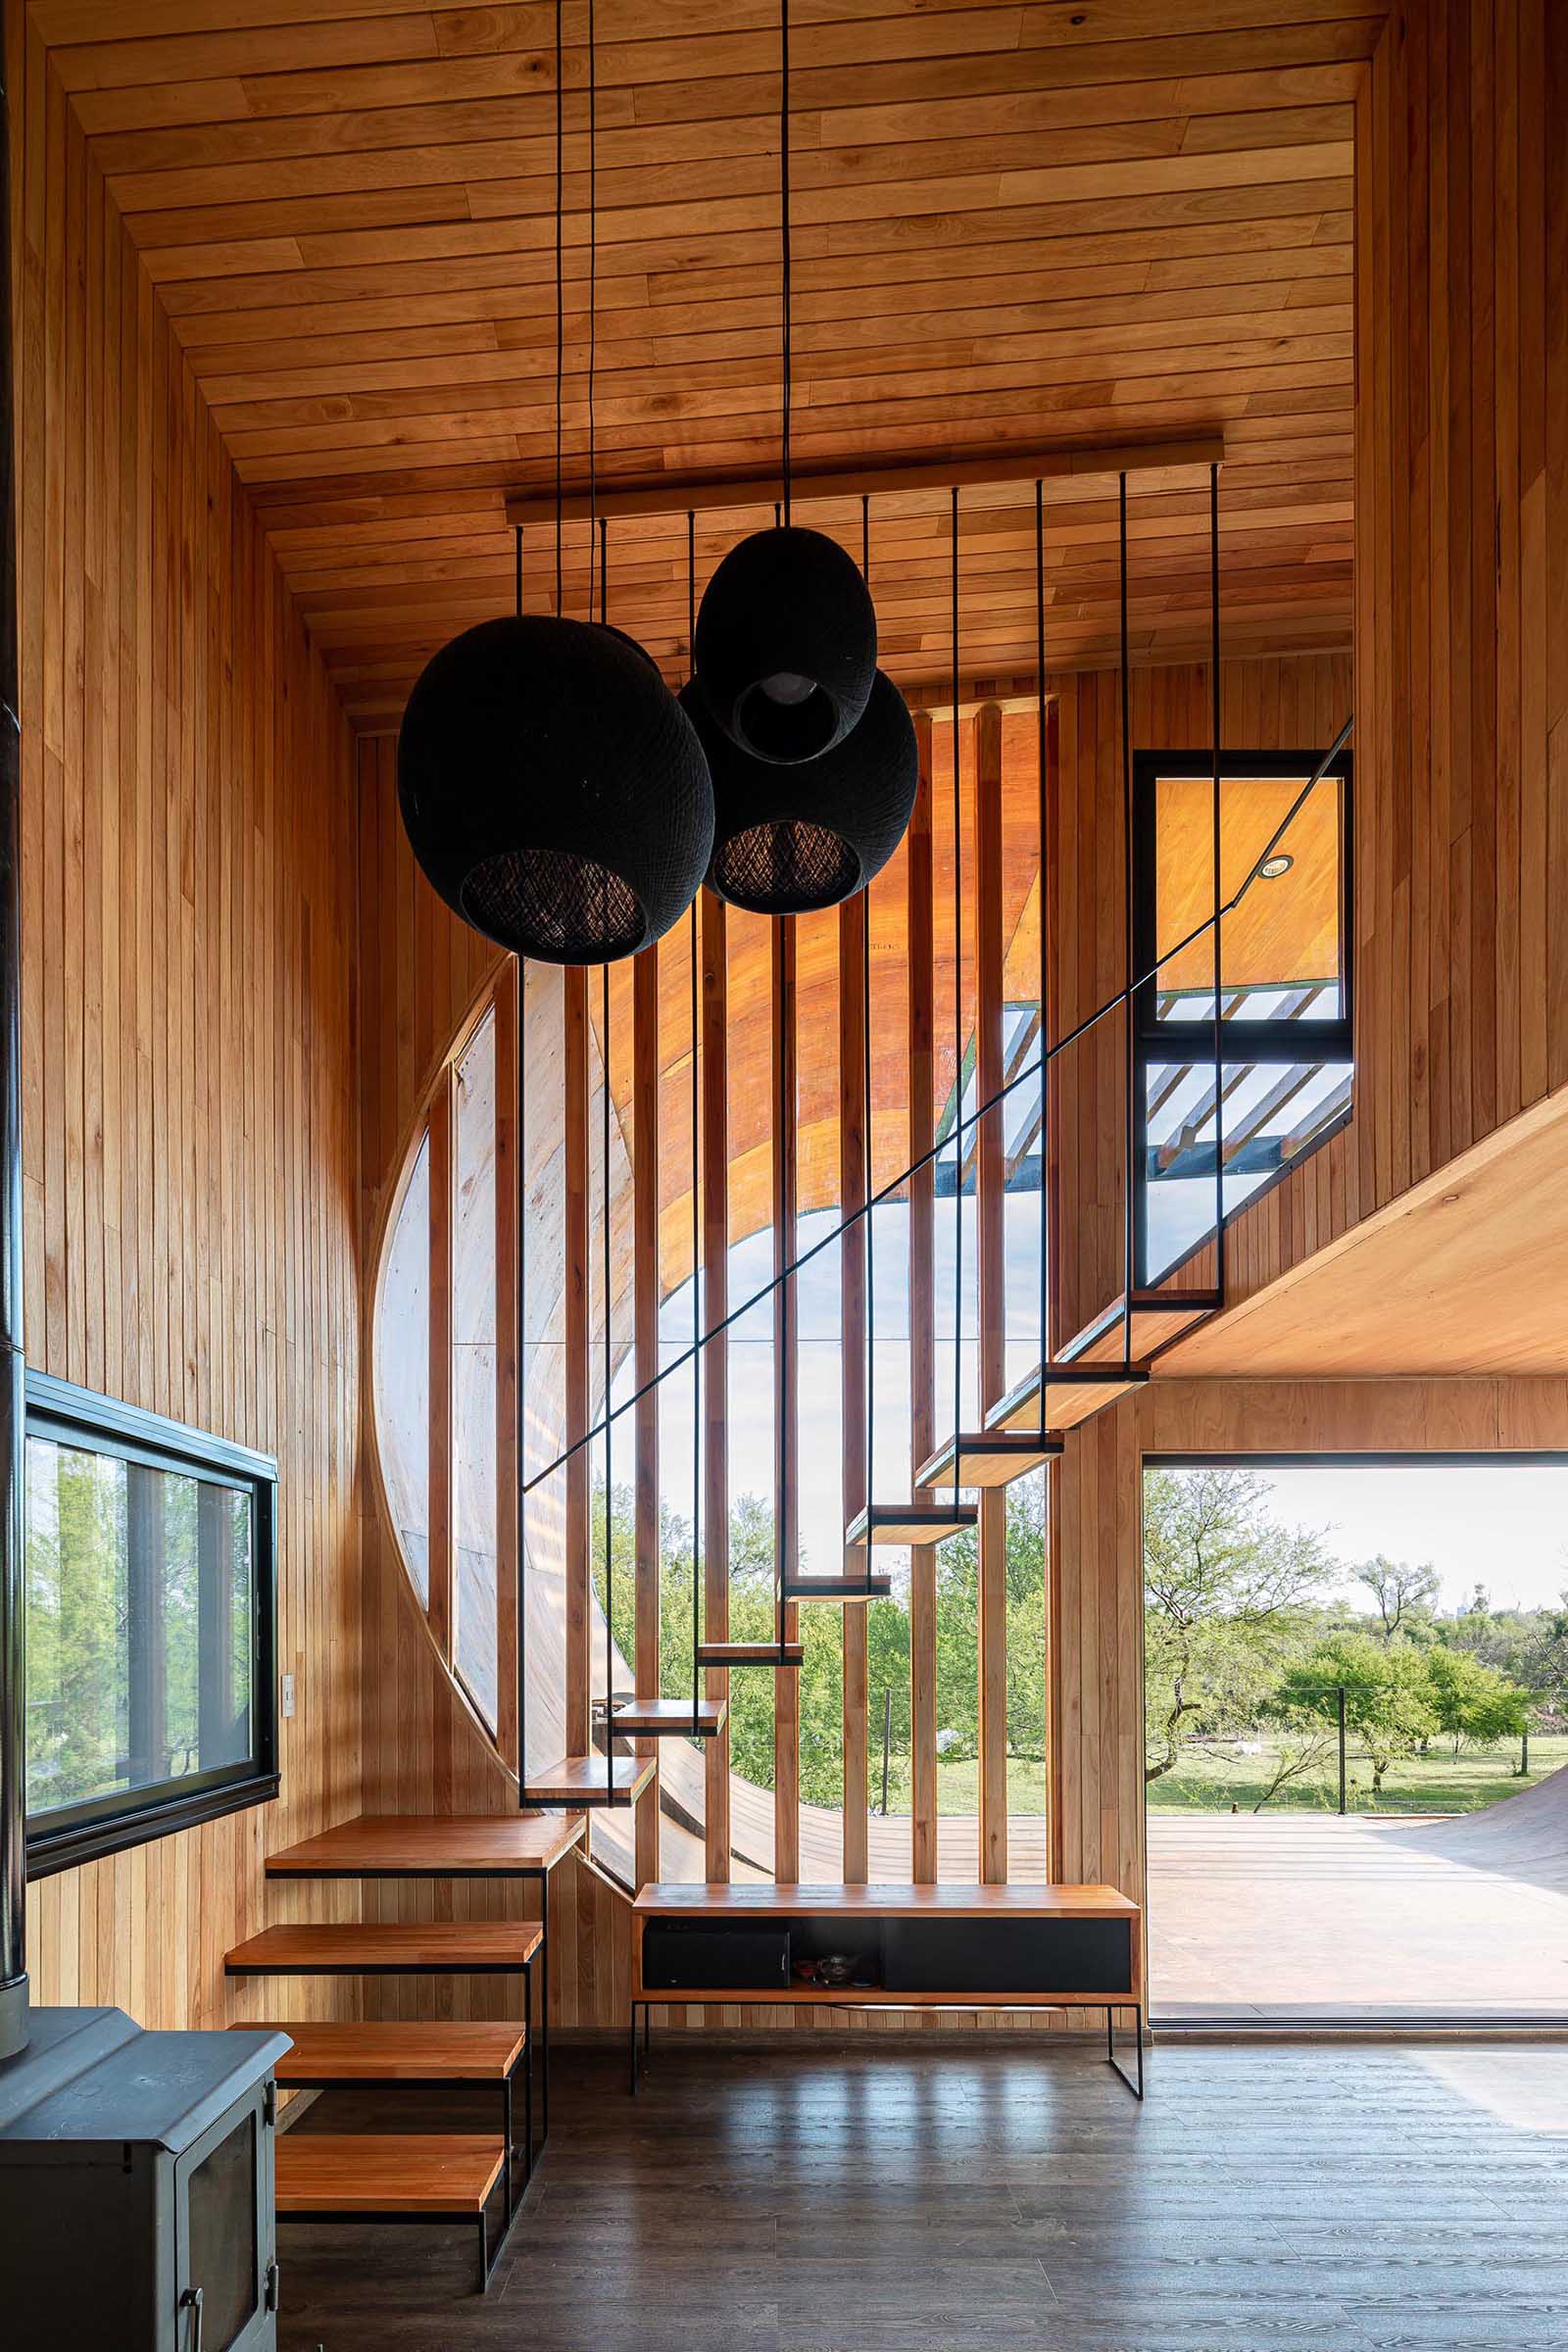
[1425,1644,1531,1755]
[1355,1554,1440,1642]
[1276,1631,1439,1796]
[1143,1466,1332,1784]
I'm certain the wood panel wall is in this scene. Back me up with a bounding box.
[9,23,364,2032]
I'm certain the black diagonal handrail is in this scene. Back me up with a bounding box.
[523,710,1354,1495]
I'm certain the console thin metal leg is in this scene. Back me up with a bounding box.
[1105,2003,1145,2101]
[628,2001,640,2095]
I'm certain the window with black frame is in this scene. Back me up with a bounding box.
[1132,749,1353,1288]
[23,1373,277,1874]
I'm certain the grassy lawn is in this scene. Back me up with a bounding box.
[1146,1731,1568,1815]
[870,1755,1049,1819]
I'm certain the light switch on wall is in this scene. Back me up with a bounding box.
[280,1672,296,1720]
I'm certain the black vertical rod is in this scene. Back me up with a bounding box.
[1209,462,1224,1293]
[778,0,792,525]
[1035,476,1049,1436]
[514,526,523,620]
[950,486,961,1499]
[517,956,528,1801]
[599,514,608,627]
[1337,1685,1348,1815]
[862,878,874,1521]
[860,492,874,1521]
[0,22,30,2060]
[691,896,701,1729]
[552,0,564,610]
[1118,474,1134,1365]
[603,955,612,1794]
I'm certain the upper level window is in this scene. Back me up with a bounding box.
[1133,750,1353,1285]
[24,1372,277,1875]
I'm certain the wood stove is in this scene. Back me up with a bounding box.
[0,2004,289,2350]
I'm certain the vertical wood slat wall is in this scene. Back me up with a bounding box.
[906,723,939,1886]
[974,706,1008,1884]
[839,891,867,1883]
[10,24,364,2031]
[700,887,730,1882]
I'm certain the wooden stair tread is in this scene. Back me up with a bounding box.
[522,1753,656,1804]
[275,2132,504,2217]
[784,1573,894,1599]
[246,2021,525,2082]
[846,1502,979,1547]
[1063,1289,1218,1370]
[985,1362,1151,1436]
[224,1922,541,1977]
[608,1695,727,1735]
[695,1642,804,1666]
[914,1429,1063,1490]
[266,1813,585,1879]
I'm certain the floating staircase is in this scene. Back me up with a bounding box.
[784,1566,897,1596]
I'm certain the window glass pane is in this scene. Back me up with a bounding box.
[1153,770,1346,1024]
[454,1010,499,1727]
[376,1134,430,1603]
[25,1438,255,1818]
[1143,1056,1354,1282]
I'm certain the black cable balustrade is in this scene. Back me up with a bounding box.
[520,710,1356,1499]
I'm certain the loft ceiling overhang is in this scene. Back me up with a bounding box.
[26,0,1382,727]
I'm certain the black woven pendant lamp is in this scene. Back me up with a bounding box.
[691,0,876,775]
[394,0,712,966]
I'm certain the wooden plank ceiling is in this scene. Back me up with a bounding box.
[31,0,1382,728]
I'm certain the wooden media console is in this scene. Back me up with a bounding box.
[630,1884,1144,2097]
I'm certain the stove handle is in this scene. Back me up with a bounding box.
[179,2283,203,2352]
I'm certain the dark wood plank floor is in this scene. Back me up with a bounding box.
[277,2037,1568,2351]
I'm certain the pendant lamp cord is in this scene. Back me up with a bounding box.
[779,0,792,526]
[553,0,564,611]
[587,0,598,586]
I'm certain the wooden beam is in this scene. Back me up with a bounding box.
[907,719,938,1886]
[839,890,868,1885]
[505,437,1228,528]
[633,943,660,1889]
[975,703,1008,1886]
[772,914,800,1886]
[700,888,730,1881]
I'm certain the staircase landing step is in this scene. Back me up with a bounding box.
[522,1754,656,1807]
[245,2021,525,2084]
[914,1429,1064,1490]
[265,1813,584,1881]
[608,1696,727,1737]
[847,1502,979,1548]
[224,1922,541,1978]
[695,1641,804,1667]
[275,2132,504,2219]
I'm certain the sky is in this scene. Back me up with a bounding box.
[1244,1460,1568,1617]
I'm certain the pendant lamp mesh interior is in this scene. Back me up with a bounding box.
[681,666,916,916]
[399,613,713,964]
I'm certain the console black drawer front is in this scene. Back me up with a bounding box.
[642,1924,792,1991]
[883,1917,1131,1996]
